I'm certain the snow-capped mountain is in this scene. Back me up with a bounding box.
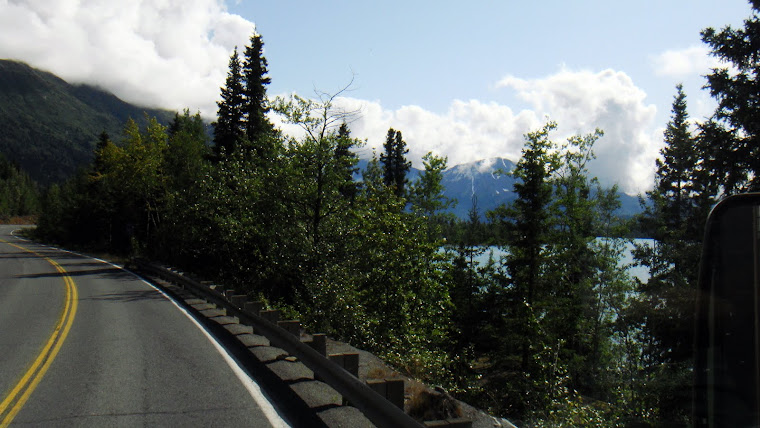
[440,158,518,219]
[356,157,642,219]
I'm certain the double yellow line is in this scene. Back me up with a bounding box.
[0,240,78,427]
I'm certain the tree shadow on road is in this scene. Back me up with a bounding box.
[15,266,140,283]
[79,289,167,303]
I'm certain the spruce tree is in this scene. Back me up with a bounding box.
[631,85,714,423]
[93,131,111,174]
[212,48,245,158]
[242,33,276,160]
[501,122,558,313]
[487,122,559,417]
[545,129,604,396]
[335,122,359,200]
[701,1,760,192]
[380,127,411,197]
[381,128,396,188]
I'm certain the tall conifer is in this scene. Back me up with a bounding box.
[701,1,760,192]
[335,122,359,200]
[242,33,276,160]
[212,48,245,157]
[380,127,411,197]
[631,85,713,423]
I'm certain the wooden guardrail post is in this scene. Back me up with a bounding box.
[329,352,360,405]
[386,379,404,409]
[260,309,281,324]
[230,294,246,309]
[367,379,404,410]
[277,320,300,337]
[366,379,387,399]
[304,333,327,357]
[244,301,263,316]
[328,353,359,378]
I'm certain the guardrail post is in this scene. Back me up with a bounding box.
[329,353,359,378]
[445,418,472,427]
[244,301,263,316]
[277,320,300,337]
[260,309,281,324]
[386,379,404,409]
[344,352,359,378]
[366,379,387,399]
[366,379,404,410]
[328,353,345,369]
[328,352,359,406]
[305,333,327,357]
[230,295,247,309]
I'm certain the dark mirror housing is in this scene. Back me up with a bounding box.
[695,193,760,427]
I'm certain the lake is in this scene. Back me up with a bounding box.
[465,238,654,283]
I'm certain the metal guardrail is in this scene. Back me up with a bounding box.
[133,259,423,428]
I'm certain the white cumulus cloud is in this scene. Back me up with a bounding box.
[0,0,254,117]
[324,97,541,173]
[497,68,659,194]
[651,45,723,78]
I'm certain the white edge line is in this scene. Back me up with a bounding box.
[11,234,291,428]
[130,270,291,428]
[10,228,31,242]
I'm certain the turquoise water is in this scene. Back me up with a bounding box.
[466,238,653,283]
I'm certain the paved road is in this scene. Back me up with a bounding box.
[0,225,288,427]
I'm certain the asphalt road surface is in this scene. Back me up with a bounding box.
[0,225,289,427]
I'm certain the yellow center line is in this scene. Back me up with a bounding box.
[0,239,78,427]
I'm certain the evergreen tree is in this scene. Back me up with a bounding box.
[701,1,760,192]
[88,131,120,247]
[213,48,246,157]
[499,121,558,322]
[380,127,411,197]
[165,110,209,190]
[93,131,110,173]
[334,122,359,200]
[242,33,277,160]
[631,85,714,424]
[446,196,492,397]
[0,152,40,218]
[544,129,604,396]
[409,153,453,218]
[487,122,560,416]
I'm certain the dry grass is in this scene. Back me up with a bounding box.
[366,365,399,380]
[408,385,463,422]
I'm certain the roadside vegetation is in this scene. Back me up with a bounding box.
[28,2,760,425]
[0,152,39,223]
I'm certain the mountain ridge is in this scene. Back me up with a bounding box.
[0,59,174,183]
[358,157,642,219]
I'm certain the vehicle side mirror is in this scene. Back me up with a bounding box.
[695,193,760,427]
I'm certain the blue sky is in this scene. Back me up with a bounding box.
[231,1,747,117]
[0,0,753,193]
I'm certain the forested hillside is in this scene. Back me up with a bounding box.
[0,60,174,183]
[0,152,39,220]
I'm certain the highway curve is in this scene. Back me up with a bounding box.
[0,225,289,427]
